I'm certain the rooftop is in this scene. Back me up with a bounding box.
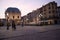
[5,7,21,13]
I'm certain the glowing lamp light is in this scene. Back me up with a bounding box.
[39,14,43,17]
[7,13,9,16]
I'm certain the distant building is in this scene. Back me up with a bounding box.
[26,1,58,25]
[21,15,28,24]
[5,7,21,25]
[57,6,60,18]
[57,6,60,24]
[0,19,6,26]
[27,10,38,24]
[37,1,57,25]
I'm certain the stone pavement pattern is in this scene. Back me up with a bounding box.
[0,25,60,40]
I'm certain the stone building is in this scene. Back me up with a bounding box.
[27,10,39,24]
[26,1,58,25]
[21,15,28,24]
[5,7,21,25]
[37,1,57,25]
[57,6,60,24]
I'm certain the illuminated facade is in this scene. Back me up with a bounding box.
[5,7,21,25]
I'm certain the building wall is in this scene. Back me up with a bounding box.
[40,1,57,18]
[26,1,58,25]
[5,12,21,25]
[5,12,21,20]
[57,6,60,18]
[36,1,57,24]
[57,6,60,24]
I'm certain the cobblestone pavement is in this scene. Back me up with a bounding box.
[0,25,60,40]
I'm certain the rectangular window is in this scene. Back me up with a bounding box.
[44,13,46,15]
[49,11,51,14]
[49,7,51,9]
[44,8,46,11]
[52,5,54,9]
[52,10,55,13]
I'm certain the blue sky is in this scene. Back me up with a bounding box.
[0,0,60,18]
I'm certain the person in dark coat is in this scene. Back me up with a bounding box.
[12,20,16,30]
[7,20,10,30]
[22,22,24,27]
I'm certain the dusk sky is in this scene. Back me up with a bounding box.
[0,0,60,18]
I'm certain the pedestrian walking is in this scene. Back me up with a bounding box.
[22,22,24,27]
[7,21,10,30]
[12,20,16,30]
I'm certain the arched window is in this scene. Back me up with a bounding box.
[13,16,14,19]
[17,16,19,18]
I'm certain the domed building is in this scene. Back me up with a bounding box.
[5,7,21,25]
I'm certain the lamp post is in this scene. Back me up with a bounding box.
[39,14,43,25]
[26,18,29,24]
[6,13,9,30]
[7,13,9,22]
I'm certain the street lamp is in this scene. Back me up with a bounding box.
[39,14,43,20]
[39,14,43,17]
[6,13,9,30]
[7,13,8,16]
[7,13,9,21]
[39,14,43,25]
[26,18,29,24]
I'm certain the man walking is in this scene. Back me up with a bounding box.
[7,20,10,30]
[12,20,16,30]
